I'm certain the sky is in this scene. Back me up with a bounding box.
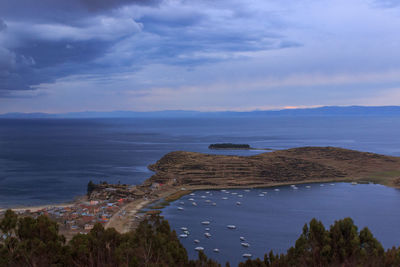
[1,0,400,113]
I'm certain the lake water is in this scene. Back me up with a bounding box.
[0,116,400,207]
[161,183,400,265]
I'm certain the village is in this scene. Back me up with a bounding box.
[0,180,173,238]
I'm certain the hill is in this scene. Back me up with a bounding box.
[148,147,400,188]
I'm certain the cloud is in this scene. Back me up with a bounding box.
[373,0,400,8]
[0,19,6,31]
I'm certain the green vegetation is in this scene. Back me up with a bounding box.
[0,210,220,267]
[87,180,96,197]
[208,143,251,149]
[1,210,400,266]
[239,217,400,267]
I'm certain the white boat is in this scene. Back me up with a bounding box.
[204,232,211,238]
[258,193,265,197]
[192,202,197,206]
[236,201,241,205]
[274,188,280,192]
[293,186,298,190]
[184,230,190,235]
[222,197,228,200]
[227,225,236,229]
[190,193,195,196]
[231,192,238,195]
[179,234,188,238]
[201,195,206,198]
[206,191,210,194]
[244,189,250,192]
[221,189,227,192]
[213,248,220,253]
[212,202,217,206]
[305,185,311,189]
[241,242,250,247]
[238,194,243,198]
[351,182,358,185]
[240,236,245,241]
[195,247,204,251]
[242,253,252,258]
[194,239,200,243]
[188,198,194,201]
[205,227,210,231]
[201,221,210,225]
[177,207,184,211]
[320,184,325,187]
[262,191,268,194]
[179,201,185,205]
[181,227,188,231]
[205,199,211,203]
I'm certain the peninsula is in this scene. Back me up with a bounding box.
[3,146,400,236]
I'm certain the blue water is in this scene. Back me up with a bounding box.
[162,183,400,265]
[0,116,400,207]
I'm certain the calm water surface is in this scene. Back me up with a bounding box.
[162,183,400,266]
[0,116,400,207]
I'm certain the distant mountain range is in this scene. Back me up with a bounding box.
[2,106,400,118]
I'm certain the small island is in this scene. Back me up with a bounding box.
[209,143,251,150]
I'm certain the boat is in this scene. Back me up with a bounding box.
[184,230,190,235]
[238,194,243,198]
[221,189,227,192]
[330,183,335,186]
[213,248,220,253]
[204,232,212,238]
[177,207,184,211]
[236,201,241,205]
[188,198,194,201]
[190,193,195,196]
[274,189,280,192]
[222,197,228,200]
[179,201,185,205]
[262,191,268,194]
[201,221,210,225]
[206,191,210,194]
[258,193,265,197]
[293,186,298,190]
[244,189,250,192]
[320,184,325,187]
[305,185,311,189]
[180,227,188,231]
[231,192,238,195]
[205,199,211,203]
[240,236,245,241]
[242,253,252,258]
[201,195,206,198]
[205,227,210,231]
[194,239,200,243]
[290,185,295,187]
[241,242,250,247]
[179,234,188,238]
[195,247,204,251]
[351,182,358,185]
[227,225,236,229]
[192,202,197,206]
[212,202,217,206]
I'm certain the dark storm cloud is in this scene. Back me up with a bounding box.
[0,0,299,97]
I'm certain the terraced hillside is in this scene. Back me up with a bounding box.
[147,147,400,188]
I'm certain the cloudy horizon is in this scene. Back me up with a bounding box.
[1,0,400,113]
